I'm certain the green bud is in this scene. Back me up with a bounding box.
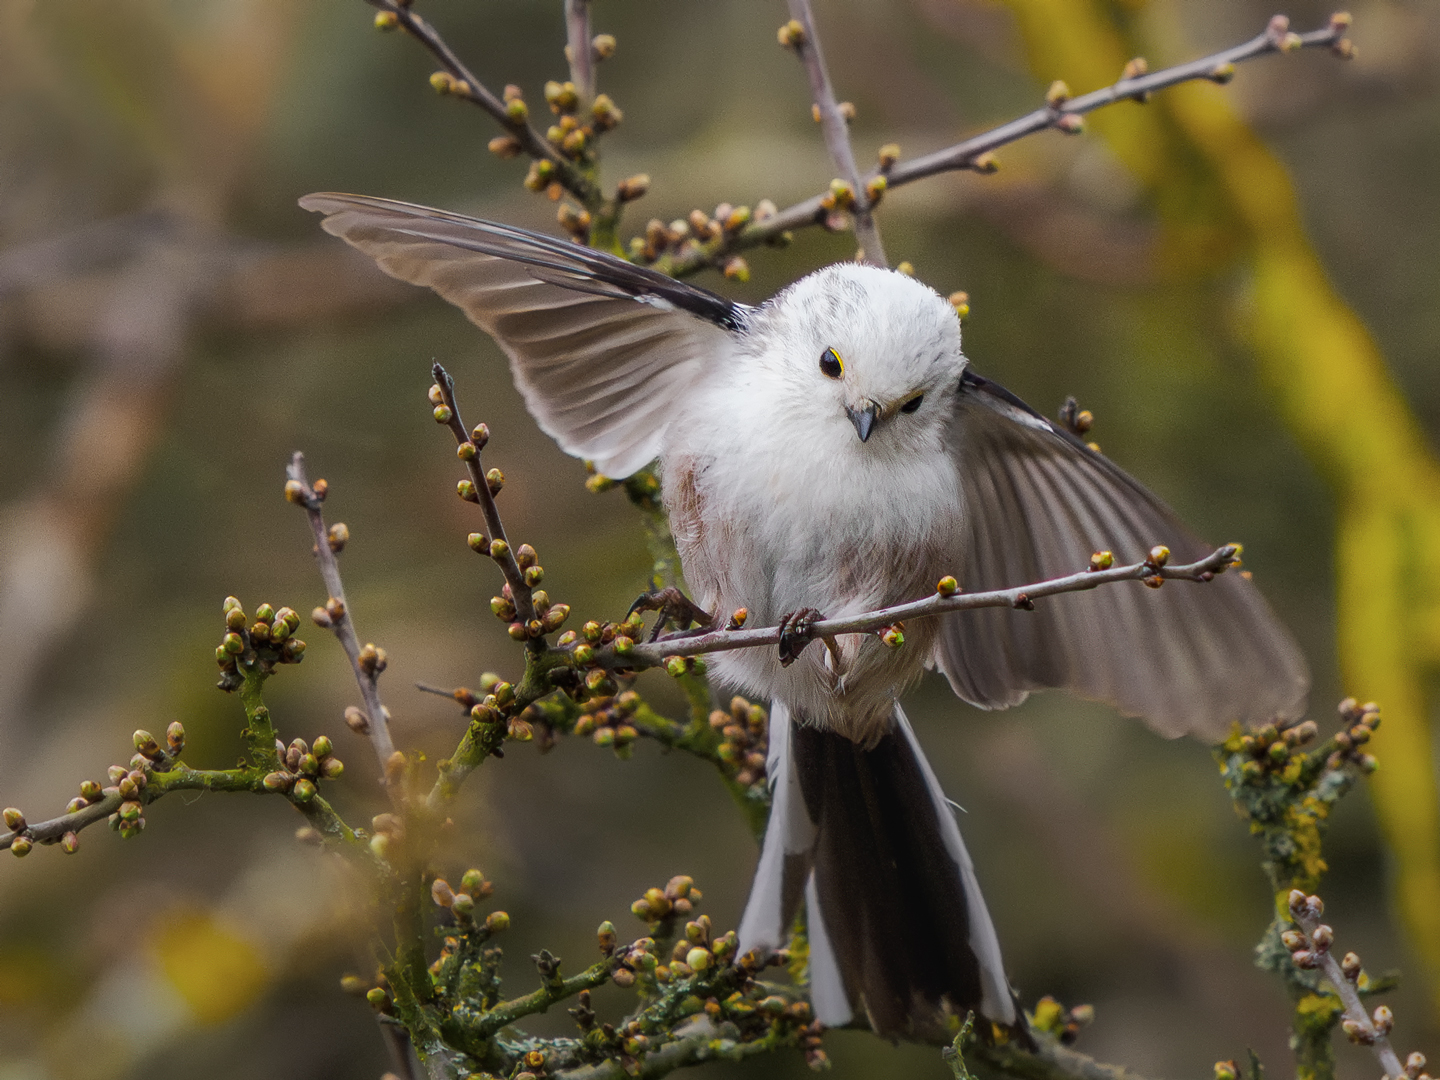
[226,607,247,631]
[321,758,344,779]
[485,910,510,932]
[223,633,244,654]
[461,869,486,896]
[10,837,32,857]
[366,987,389,1008]
[687,947,712,971]
[451,893,476,918]
[292,779,316,802]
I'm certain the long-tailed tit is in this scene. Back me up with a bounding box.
[301,193,1309,1038]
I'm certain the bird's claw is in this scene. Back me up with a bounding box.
[628,587,715,643]
[777,608,824,667]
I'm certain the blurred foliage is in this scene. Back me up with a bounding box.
[0,0,1437,1078]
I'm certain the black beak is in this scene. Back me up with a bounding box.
[846,401,880,442]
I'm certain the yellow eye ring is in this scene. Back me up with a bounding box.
[819,348,844,378]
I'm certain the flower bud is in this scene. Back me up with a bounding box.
[61,831,79,854]
[345,706,369,734]
[431,879,456,907]
[613,967,636,988]
[485,910,510,932]
[10,837,32,857]
[292,779,316,803]
[3,808,25,832]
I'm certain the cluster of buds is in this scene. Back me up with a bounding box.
[1140,545,1171,589]
[216,597,305,691]
[571,688,642,756]
[627,202,764,275]
[1282,890,1408,1052]
[262,734,345,804]
[484,546,569,641]
[655,914,739,984]
[630,874,703,929]
[1265,14,1306,54]
[709,696,769,790]
[557,613,649,695]
[1031,995,1096,1046]
[1328,11,1357,60]
[1328,697,1380,773]
[103,723,184,841]
[1233,718,1321,781]
[430,869,503,928]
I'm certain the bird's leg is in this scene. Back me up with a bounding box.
[628,587,715,643]
[777,608,825,667]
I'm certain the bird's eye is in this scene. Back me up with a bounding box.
[900,393,924,414]
[819,348,844,379]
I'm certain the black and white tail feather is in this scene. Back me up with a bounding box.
[738,702,1017,1037]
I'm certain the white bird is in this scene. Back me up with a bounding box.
[300,193,1309,1038]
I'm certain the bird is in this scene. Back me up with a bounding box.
[299,192,1310,1040]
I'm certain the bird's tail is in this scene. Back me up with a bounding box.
[737,701,1019,1039]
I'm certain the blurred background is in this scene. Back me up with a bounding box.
[1,0,1437,1077]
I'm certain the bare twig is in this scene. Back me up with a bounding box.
[659,13,1350,277]
[1285,890,1407,1079]
[782,0,886,267]
[285,453,401,796]
[365,0,594,203]
[592,545,1238,670]
[430,364,539,632]
[564,0,595,106]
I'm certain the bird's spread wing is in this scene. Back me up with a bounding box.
[936,370,1309,739]
[299,193,747,479]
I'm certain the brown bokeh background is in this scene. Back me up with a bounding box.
[1,1,1438,1077]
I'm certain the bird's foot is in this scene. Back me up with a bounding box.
[777,608,825,667]
[628,587,715,643]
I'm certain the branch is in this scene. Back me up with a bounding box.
[591,545,1238,671]
[781,1,886,267]
[658,13,1352,277]
[285,453,402,799]
[2,759,360,854]
[429,364,539,632]
[366,0,595,204]
[564,0,595,106]
[1285,890,1409,1080]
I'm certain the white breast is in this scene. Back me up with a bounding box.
[660,358,964,740]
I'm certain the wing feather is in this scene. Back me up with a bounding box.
[299,193,747,478]
[937,372,1309,738]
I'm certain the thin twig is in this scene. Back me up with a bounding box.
[593,546,1238,670]
[784,0,886,267]
[659,14,1349,277]
[430,363,539,632]
[286,453,401,798]
[564,0,595,106]
[1287,891,1407,1079]
[365,0,594,203]
[1,763,361,852]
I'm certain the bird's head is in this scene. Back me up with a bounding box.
[759,264,966,454]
